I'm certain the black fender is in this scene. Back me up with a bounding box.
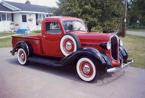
[101,53,112,68]
[119,46,128,63]
[61,48,111,71]
[11,41,32,56]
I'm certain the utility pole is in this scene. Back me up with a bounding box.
[124,0,128,33]
[118,0,128,37]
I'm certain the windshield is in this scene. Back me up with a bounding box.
[63,20,88,32]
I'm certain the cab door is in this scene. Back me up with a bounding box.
[42,20,64,57]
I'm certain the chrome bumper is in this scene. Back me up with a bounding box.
[107,59,134,73]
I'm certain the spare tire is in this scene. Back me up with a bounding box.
[60,33,80,56]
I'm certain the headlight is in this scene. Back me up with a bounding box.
[100,42,111,50]
[106,42,111,50]
[120,40,123,46]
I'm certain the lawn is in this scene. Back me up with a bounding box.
[121,35,145,68]
[0,32,14,37]
[0,33,145,68]
[0,37,12,48]
[128,29,145,32]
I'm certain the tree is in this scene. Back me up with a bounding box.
[55,0,124,32]
[128,0,145,28]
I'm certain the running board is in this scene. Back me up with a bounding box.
[28,56,63,67]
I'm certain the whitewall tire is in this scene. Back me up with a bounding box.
[17,48,28,65]
[60,34,79,56]
[76,57,97,82]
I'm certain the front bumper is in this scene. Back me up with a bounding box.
[107,59,134,73]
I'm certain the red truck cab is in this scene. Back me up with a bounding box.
[11,16,133,82]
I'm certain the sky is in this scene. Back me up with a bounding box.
[0,0,58,7]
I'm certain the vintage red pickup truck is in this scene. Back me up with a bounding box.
[11,16,133,82]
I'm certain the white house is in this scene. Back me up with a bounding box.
[0,0,52,32]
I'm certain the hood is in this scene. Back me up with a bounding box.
[72,31,115,44]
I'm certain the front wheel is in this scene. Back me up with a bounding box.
[17,48,28,65]
[76,57,97,82]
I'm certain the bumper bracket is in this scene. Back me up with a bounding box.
[107,59,134,73]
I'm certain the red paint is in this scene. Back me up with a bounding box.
[12,16,121,67]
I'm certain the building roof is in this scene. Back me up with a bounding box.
[0,3,12,11]
[0,1,52,13]
[6,1,51,13]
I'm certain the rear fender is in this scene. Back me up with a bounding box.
[11,41,32,56]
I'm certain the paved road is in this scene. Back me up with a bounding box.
[0,48,145,98]
[127,31,145,37]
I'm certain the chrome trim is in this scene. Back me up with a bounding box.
[107,59,134,73]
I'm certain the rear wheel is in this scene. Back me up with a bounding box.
[76,57,97,82]
[17,48,28,65]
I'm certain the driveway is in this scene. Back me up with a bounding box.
[127,31,145,37]
[0,48,145,98]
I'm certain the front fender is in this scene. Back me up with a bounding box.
[61,48,108,67]
[119,46,128,63]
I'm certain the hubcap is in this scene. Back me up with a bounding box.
[17,48,27,65]
[20,53,25,61]
[66,41,72,50]
[83,64,91,74]
[63,38,74,52]
[80,61,93,78]
[19,51,26,62]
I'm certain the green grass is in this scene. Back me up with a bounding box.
[0,37,12,48]
[128,29,145,32]
[0,32,14,37]
[121,35,145,68]
[30,31,41,35]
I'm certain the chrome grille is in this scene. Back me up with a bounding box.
[111,36,118,60]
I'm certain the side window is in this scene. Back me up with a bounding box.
[22,15,27,22]
[2,14,6,21]
[0,13,7,21]
[7,13,12,21]
[46,22,61,34]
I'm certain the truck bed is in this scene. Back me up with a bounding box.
[12,34,43,55]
